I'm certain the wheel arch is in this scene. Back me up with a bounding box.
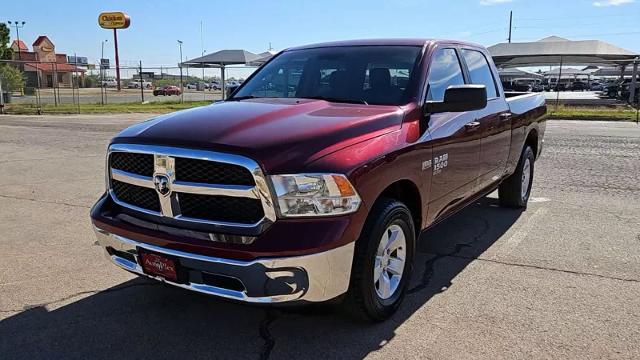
[525,128,539,159]
[373,179,422,238]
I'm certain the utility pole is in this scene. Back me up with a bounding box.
[508,11,513,43]
[201,20,206,100]
[177,40,184,102]
[139,60,145,103]
[7,21,26,60]
[0,76,4,114]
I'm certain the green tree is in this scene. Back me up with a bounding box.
[0,65,24,91]
[0,23,12,60]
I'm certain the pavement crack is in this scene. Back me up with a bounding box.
[469,256,640,283]
[408,216,490,294]
[420,252,640,284]
[0,193,90,209]
[0,281,160,314]
[258,309,279,360]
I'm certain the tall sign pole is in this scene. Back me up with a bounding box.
[113,29,121,91]
[99,12,130,91]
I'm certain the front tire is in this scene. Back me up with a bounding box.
[346,198,415,321]
[499,146,535,208]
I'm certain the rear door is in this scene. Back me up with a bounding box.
[459,48,511,189]
[426,47,482,223]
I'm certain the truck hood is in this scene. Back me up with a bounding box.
[112,98,405,173]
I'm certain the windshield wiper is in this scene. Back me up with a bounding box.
[226,95,262,101]
[301,96,368,105]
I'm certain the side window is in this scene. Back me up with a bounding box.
[461,49,498,98]
[426,48,465,102]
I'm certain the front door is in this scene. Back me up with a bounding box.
[459,49,511,188]
[425,48,482,224]
[46,74,53,88]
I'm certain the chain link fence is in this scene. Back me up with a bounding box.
[0,59,254,114]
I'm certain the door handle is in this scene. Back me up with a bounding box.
[464,121,480,130]
[500,113,512,121]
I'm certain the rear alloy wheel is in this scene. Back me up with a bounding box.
[346,198,415,321]
[499,146,535,208]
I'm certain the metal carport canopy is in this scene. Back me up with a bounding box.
[181,49,263,99]
[488,36,638,68]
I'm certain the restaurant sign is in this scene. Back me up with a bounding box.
[98,12,130,29]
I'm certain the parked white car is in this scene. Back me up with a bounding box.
[101,79,118,88]
[127,80,153,89]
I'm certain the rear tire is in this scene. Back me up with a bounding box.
[346,198,415,321]
[499,146,535,208]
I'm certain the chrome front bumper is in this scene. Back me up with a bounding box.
[93,227,354,303]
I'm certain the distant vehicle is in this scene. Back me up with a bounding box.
[553,83,567,92]
[604,82,620,98]
[589,82,604,91]
[569,81,589,91]
[209,81,221,90]
[101,79,118,88]
[619,78,640,103]
[226,82,241,97]
[128,80,153,89]
[153,85,181,96]
[509,78,542,93]
[186,83,198,90]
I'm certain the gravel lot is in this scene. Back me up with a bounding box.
[0,115,639,359]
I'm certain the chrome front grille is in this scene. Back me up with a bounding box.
[107,144,276,232]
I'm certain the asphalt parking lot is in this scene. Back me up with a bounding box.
[0,115,639,359]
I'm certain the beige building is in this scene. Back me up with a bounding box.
[11,36,85,88]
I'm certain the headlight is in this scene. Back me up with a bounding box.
[269,174,361,217]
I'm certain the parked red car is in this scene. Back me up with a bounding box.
[153,85,181,96]
[92,39,546,321]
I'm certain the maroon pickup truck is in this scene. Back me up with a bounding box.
[91,39,546,320]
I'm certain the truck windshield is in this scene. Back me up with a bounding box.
[232,46,423,106]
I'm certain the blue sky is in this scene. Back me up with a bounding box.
[3,0,639,74]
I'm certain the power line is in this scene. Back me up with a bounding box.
[517,13,634,21]
[515,30,640,41]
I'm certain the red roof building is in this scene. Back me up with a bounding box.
[12,35,85,88]
[10,40,28,52]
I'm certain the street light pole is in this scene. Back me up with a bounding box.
[8,21,26,61]
[101,39,108,105]
[177,40,184,103]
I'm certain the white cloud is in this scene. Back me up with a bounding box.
[480,0,514,5]
[593,0,635,6]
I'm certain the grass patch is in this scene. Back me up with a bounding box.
[2,101,211,115]
[548,105,639,121]
[3,100,639,122]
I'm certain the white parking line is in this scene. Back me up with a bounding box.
[502,206,549,251]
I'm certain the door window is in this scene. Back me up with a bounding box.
[426,48,465,102]
[461,49,498,98]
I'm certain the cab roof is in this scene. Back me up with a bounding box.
[286,38,483,51]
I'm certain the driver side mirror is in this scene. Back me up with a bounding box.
[424,85,487,114]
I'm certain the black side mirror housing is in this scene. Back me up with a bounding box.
[424,85,488,114]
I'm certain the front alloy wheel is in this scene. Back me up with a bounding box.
[374,224,406,300]
[346,198,415,321]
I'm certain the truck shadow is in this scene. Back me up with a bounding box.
[0,195,523,360]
